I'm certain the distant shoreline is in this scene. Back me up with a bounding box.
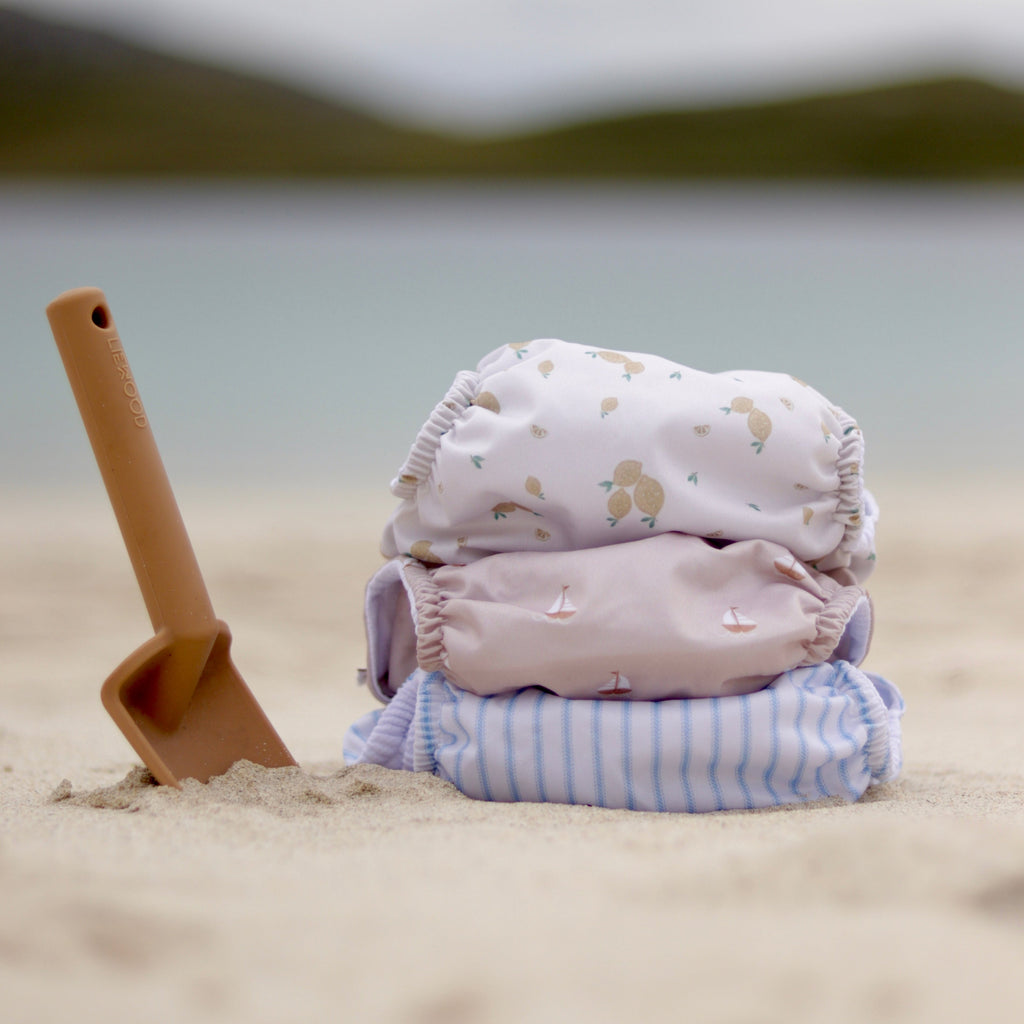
[5,8,1024,180]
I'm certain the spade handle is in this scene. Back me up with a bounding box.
[47,287,217,639]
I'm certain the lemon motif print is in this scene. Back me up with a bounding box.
[473,391,501,413]
[586,349,646,381]
[599,460,664,527]
[600,397,618,418]
[508,341,530,359]
[721,396,773,453]
[612,459,642,487]
[538,360,554,378]
[634,476,664,525]
[525,476,545,500]
[491,501,542,520]
[747,411,772,452]
[409,540,443,564]
[607,488,632,521]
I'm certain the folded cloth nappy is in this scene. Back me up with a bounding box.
[382,339,877,580]
[345,663,905,813]
[363,533,873,702]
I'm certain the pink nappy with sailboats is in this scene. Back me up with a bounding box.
[365,533,872,702]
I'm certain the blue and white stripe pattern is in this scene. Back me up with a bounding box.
[344,662,904,813]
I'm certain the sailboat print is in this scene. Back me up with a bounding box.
[544,585,578,621]
[723,607,758,634]
[598,671,632,696]
[772,554,807,581]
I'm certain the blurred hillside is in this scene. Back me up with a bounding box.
[4,6,1024,179]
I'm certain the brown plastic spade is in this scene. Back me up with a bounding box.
[46,287,297,786]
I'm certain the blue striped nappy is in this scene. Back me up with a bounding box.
[344,662,904,813]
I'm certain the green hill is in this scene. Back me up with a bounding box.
[464,77,1024,180]
[0,7,450,175]
[4,6,1024,179]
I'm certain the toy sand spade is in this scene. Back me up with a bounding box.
[46,287,296,786]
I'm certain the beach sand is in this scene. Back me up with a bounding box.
[2,476,1023,1024]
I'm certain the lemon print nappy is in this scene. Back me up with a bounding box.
[383,339,877,581]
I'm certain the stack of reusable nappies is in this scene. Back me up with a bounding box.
[345,339,904,812]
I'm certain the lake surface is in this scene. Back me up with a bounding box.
[4,182,1023,493]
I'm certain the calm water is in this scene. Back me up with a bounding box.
[5,182,1024,493]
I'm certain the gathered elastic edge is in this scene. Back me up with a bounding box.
[400,558,448,672]
[834,662,900,785]
[390,370,480,499]
[412,670,450,774]
[865,672,905,785]
[801,582,868,667]
[832,407,868,558]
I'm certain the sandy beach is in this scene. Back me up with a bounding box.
[3,475,1024,1023]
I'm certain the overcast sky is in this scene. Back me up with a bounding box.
[17,0,1024,130]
